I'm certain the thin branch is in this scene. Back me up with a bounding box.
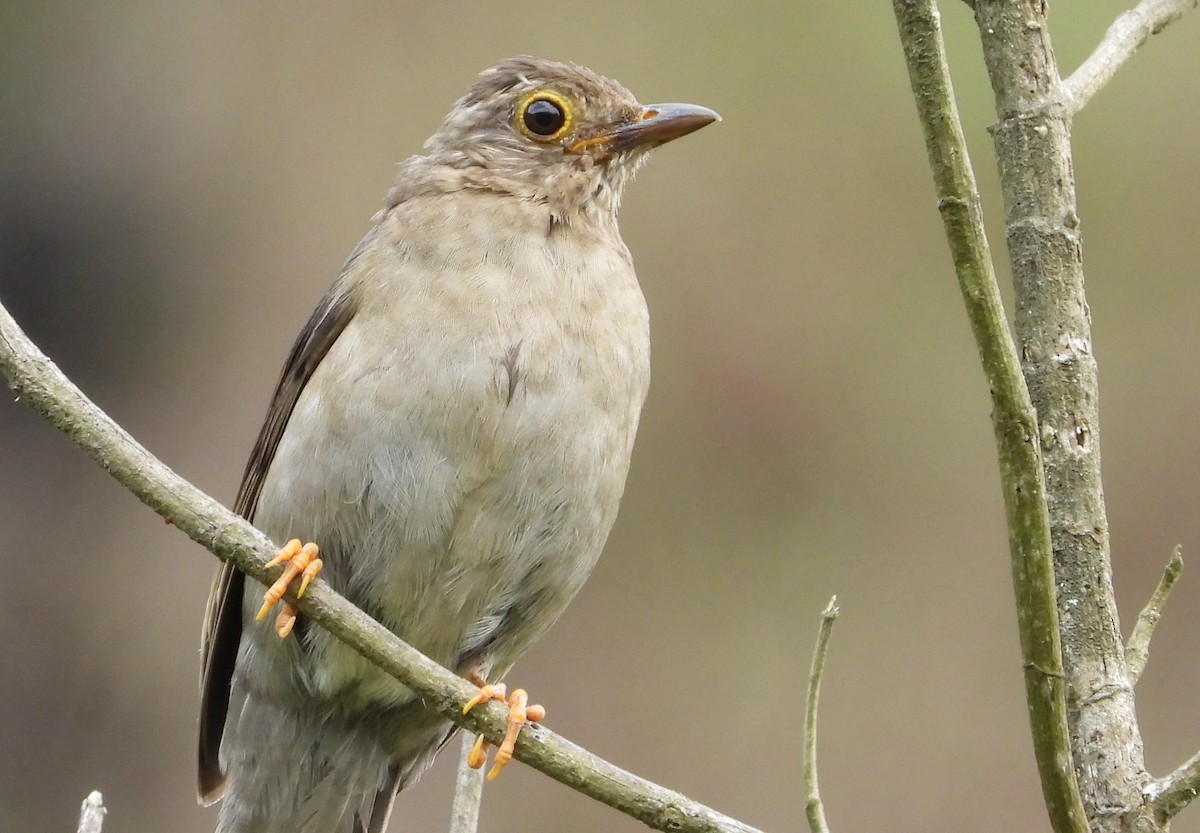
[1151,748,1200,822]
[803,597,839,833]
[0,302,762,833]
[76,791,105,833]
[1125,546,1184,685]
[1062,0,1198,115]
[890,3,1088,833]
[449,734,487,833]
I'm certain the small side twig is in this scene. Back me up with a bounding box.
[1125,546,1184,685]
[803,596,839,833]
[1149,748,1200,822]
[449,734,487,833]
[1062,0,1198,114]
[76,791,105,833]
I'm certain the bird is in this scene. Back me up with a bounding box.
[197,56,718,833]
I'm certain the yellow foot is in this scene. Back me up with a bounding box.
[462,679,545,781]
[255,539,322,638]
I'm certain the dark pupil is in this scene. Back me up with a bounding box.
[524,99,565,136]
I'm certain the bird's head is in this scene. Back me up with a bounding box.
[391,57,719,220]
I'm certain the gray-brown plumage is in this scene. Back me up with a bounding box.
[198,56,717,833]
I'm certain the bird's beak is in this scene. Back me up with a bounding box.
[569,103,720,155]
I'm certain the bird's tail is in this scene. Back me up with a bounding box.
[214,694,394,833]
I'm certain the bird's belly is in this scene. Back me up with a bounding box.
[246,307,647,710]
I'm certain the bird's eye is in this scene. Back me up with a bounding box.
[524,99,564,135]
[516,92,573,142]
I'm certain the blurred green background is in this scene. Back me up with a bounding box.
[2,2,1198,832]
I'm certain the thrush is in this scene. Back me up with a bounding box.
[197,56,717,833]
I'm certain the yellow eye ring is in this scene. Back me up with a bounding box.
[516,90,573,143]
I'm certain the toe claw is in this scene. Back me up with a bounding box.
[462,682,507,715]
[274,603,298,638]
[468,734,490,769]
[264,539,302,570]
[295,548,322,598]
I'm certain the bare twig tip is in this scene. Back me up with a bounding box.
[1167,544,1184,576]
[804,597,840,833]
[1062,0,1199,114]
[77,790,106,833]
[1126,545,1185,685]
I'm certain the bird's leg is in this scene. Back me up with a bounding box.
[462,673,545,780]
[255,539,323,638]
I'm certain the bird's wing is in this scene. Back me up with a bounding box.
[197,276,359,804]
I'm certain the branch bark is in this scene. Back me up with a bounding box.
[897,0,1198,828]
[971,3,1159,830]
[449,734,487,833]
[890,4,1087,832]
[0,300,761,833]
